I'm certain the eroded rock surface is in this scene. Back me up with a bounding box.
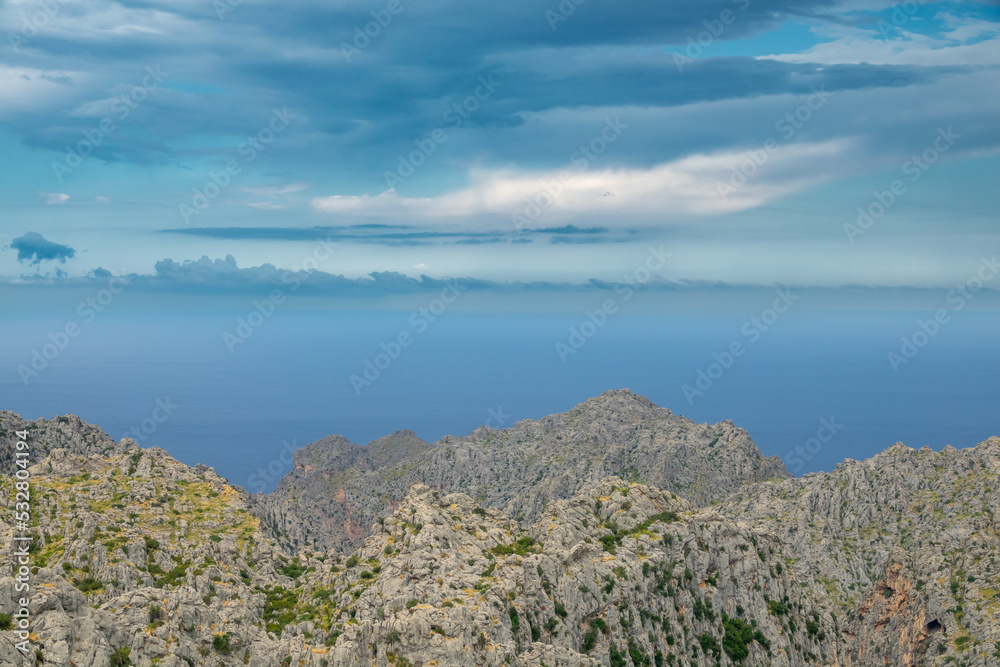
[0,395,998,666]
[255,389,789,553]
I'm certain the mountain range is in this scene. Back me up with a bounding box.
[1,389,997,667]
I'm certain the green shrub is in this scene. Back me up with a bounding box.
[73,577,103,593]
[767,599,789,616]
[699,633,721,658]
[279,563,308,579]
[212,632,232,655]
[154,562,190,588]
[582,628,598,653]
[109,647,132,667]
[490,536,539,557]
[262,586,299,633]
[627,637,648,666]
[148,604,163,624]
[723,617,757,661]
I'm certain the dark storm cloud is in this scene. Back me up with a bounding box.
[159,225,623,245]
[4,0,969,173]
[9,233,77,264]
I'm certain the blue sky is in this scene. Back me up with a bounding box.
[1,0,999,296]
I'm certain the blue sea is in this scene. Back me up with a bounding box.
[2,308,998,492]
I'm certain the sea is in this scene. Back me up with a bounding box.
[2,309,998,493]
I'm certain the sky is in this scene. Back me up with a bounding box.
[1,0,999,480]
[1,0,999,296]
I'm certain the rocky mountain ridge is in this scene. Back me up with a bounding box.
[254,390,789,552]
[721,438,1000,667]
[0,392,997,667]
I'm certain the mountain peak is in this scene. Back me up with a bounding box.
[575,388,659,412]
[256,390,784,552]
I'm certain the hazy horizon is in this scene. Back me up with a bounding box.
[2,0,998,493]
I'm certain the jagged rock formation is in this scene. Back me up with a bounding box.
[254,389,789,552]
[0,437,309,666]
[0,393,998,667]
[0,411,119,469]
[318,478,839,666]
[722,439,1000,667]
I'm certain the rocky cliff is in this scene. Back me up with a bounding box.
[721,438,1000,667]
[254,389,789,553]
[0,393,998,667]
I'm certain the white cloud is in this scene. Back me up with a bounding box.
[312,140,853,225]
[937,13,1000,43]
[0,65,84,115]
[69,97,120,118]
[758,18,1000,67]
[40,193,70,204]
[107,23,165,36]
[240,183,311,196]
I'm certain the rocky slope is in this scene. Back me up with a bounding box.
[254,389,789,553]
[0,393,998,667]
[313,477,841,667]
[0,438,315,665]
[721,438,1000,667]
[0,411,119,468]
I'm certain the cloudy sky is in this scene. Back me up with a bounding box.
[1,0,998,292]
